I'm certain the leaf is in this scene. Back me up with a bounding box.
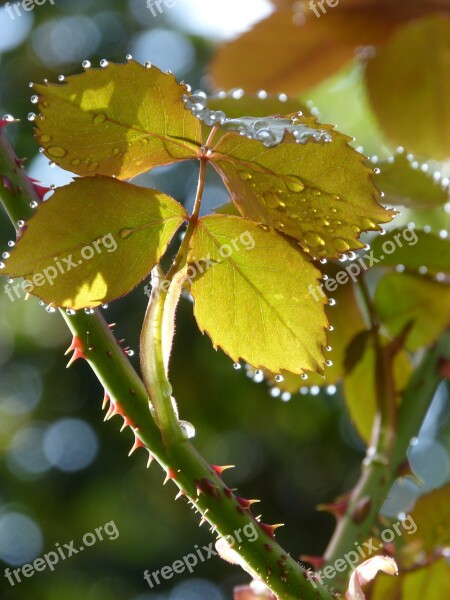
[188,215,328,374]
[374,273,450,350]
[210,116,394,259]
[374,151,450,208]
[343,335,412,444]
[265,272,367,391]
[370,559,450,600]
[366,14,450,160]
[401,483,450,556]
[33,61,202,179]
[209,2,442,95]
[3,177,187,309]
[371,229,450,276]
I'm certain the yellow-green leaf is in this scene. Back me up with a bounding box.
[366,14,450,160]
[374,273,450,350]
[34,61,202,179]
[210,117,394,258]
[371,229,450,276]
[371,559,450,600]
[343,335,412,444]
[375,151,450,208]
[188,215,328,374]
[265,273,367,392]
[207,92,308,119]
[4,177,187,309]
[401,483,450,557]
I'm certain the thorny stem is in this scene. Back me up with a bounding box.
[323,274,450,590]
[0,126,336,600]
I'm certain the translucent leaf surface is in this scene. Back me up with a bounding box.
[210,117,394,258]
[188,215,328,374]
[34,61,202,179]
[4,177,187,309]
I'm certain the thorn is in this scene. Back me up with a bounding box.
[164,467,176,485]
[104,401,117,421]
[147,453,154,468]
[2,175,14,193]
[211,465,235,477]
[199,517,206,527]
[120,420,127,432]
[194,478,221,501]
[128,434,145,456]
[65,336,86,368]
[259,523,284,538]
[317,499,349,521]
[102,391,110,410]
[175,490,185,500]
[300,555,325,570]
[236,497,261,509]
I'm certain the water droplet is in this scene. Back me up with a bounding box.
[66,309,76,316]
[326,346,332,352]
[126,349,135,357]
[285,175,304,193]
[46,305,56,313]
[101,303,109,310]
[281,392,291,402]
[71,158,81,166]
[82,60,91,69]
[87,162,99,172]
[27,113,36,121]
[48,146,67,158]
[275,374,284,383]
[58,75,65,82]
[40,134,51,143]
[100,59,108,68]
[112,147,121,156]
[259,224,270,232]
[31,95,38,104]
[304,232,325,247]
[233,362,241,370]
[320,258,327,264]
[328,299,336,307]
[93,113,106,124]
[180,420,196,439]
[84,307,94,315]
[325,360,333,367]
[301,374,308,380]
[30,201,38,209]
[328,325,334,332]
[2,114,15,122]
[2,252,10,259]
[7,241,15,248]
[125,54,133,60]
[144,61,152,68]
[270,387,281,398]
[360,218,376,229]
[17,220,25,228]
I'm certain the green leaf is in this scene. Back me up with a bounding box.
[374,272,450,350]
[366,14,450,160]
[374,151,450,208]
[188,215,328,374]
[371,229,450,276]
[371,559,450,600]
[343,335,411,444]
[4,177,187,309]
[210,116,394,259]
[34,61,202,179]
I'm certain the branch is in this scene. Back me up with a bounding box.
[0,125,335,600]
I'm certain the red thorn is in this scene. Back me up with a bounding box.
[2,175,14,193]
[194,478,221,501]
[300,555,325,570]
[0,119,17,129]
[351,496,372,524]
[164,467,177,485]
[438,357,450,379]
[32,183,50,201]
[175,490,185,500]
[128,434,145,457]
[317,499,349,521]
[65,336,86,368]
[264,543,272,552]
[102,391,110,410]
[223,487,233,499]
[259,523,284,538]
[211,465,235,477]
[236,497,260,509]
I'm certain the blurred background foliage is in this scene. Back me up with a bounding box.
[0,1,449,599]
